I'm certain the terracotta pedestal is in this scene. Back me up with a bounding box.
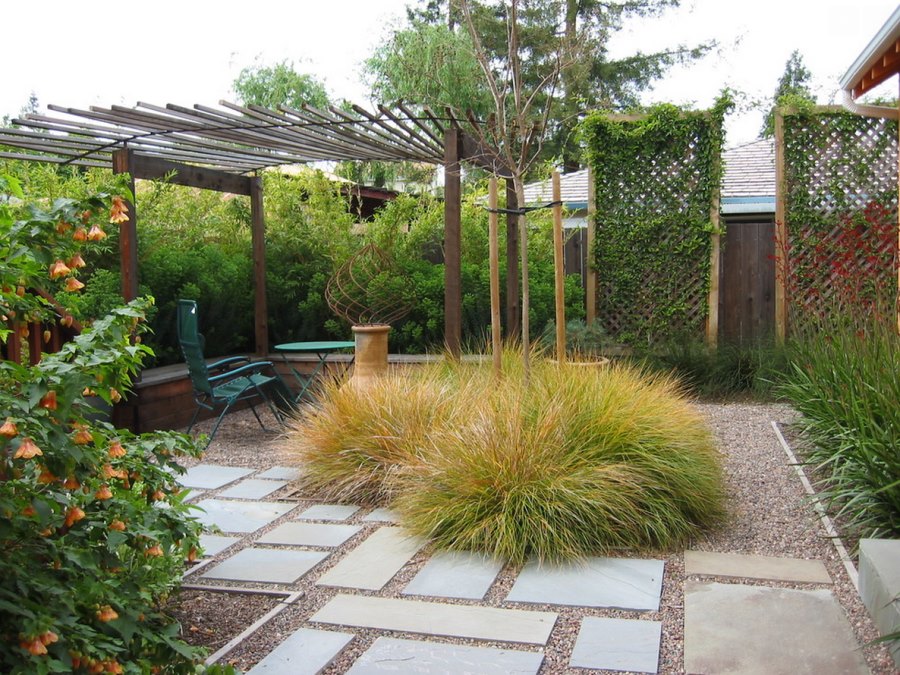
[350,324,390,390]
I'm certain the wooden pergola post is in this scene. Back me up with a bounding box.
[444,128,463,358]
[586,166,597,324]
[250,175,268,356]
[112,149,138,302]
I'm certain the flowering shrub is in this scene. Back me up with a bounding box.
[1,176,207,673]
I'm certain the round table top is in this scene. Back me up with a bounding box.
[274,341,355,352]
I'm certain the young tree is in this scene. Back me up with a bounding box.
[372,0,712,169]
[232,60,330,110]
[761,50,815,138]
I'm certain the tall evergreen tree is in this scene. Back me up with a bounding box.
[761,50,814,138]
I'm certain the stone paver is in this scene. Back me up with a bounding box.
[258,522,362,547]
[403,551,504,600]
[361,507,399,523]
[201,547,329,584]
[684,581,869,674]
[507,557,664,611]
[570,617,661,673]
[256,466,302,481]
[298,504,361,521]
[311,594,557,645]
[178,464,253,489]
[219,478,289,500]
[685,550,832,584]
[247,627,353,674]
[199,534,241,557]
[346,637,544,674]
[193,499,295,533]
[317,527,424,590]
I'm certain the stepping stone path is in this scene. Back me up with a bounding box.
[346,637,544,674]
[185,466,872,674]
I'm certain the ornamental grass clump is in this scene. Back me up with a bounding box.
[395,358,725,562]
[280,368,464,505]
[285,351,725,562]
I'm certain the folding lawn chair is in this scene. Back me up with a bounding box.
[176,299,294,444]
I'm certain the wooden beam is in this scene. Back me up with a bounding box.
[444,128,462,358]
[774,110,787,344]
[112,149,139,302]
[250,176,268,356]
[129,154,252,195]
[505,179,520,339]
[586,166,597,325]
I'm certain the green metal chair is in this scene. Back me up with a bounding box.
[176,299,293,443]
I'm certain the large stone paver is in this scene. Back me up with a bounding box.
[361,507,399,523]
[685,550,831,584]
[507,557,664,611]
[201,547,328,584]
[259,522,362,547]
[311,594,557,645]
[257,466,302,481]
[570,617,661,673]
[193,499,295,533]
[403,551,504,600]
[247,627,353,674]
[859,538,900,667]
[684,581,869,674]
[179,464,253,489]
[346,637,544,674]
[199,534,241,557]
[317,527,424,590]
[220,478,288,500]
[298,504,360,521]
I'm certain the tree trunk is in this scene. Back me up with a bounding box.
[514,176,530,382]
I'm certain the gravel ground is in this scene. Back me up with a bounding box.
[169,402,896,674]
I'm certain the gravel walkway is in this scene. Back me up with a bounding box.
[173,401,896,674]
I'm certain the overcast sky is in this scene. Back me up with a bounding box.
[2,0,898,148]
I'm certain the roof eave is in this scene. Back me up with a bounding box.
[839,5,900,98]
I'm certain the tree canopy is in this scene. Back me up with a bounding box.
[367,0,713,169]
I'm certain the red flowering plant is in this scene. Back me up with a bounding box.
[0,175,209,673]
[776,200,899,337]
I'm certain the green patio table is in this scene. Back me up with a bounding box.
[273,341,355,402]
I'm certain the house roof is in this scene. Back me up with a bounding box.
[522,137,776,214]
[840,5,900,98]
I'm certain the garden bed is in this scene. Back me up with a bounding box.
[168,404,896,673]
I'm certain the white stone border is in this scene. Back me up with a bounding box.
[770,421,859,591]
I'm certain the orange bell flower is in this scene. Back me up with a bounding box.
[64,277,85,292]
[94,485,113,500]
[107,440,126,458]
[108,519,126,531]
[72,227,88,242]
[0,418,17,437]
[20,637,47,656]
[145,544,164,557]
[72,425,93,445]
[64,506,85,527]
[49,260,71,279]
[68,253,86,269]
[39,391,58,410]
[86,225,107,241]
[109,196,129,224]
[95,605,118,622]
[14,438,42,459]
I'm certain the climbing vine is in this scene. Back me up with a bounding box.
[582,94,732,344]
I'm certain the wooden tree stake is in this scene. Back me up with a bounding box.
[552,171,566,363]
[488,177,502,376]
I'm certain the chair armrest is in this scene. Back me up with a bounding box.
[207,356,251,373]
[208,361,276,384]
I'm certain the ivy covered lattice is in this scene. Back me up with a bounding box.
[582,98,730,345]
[781,109,898,330]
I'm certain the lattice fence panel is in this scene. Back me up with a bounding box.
[783,111,898,331]
[588,112,721,345]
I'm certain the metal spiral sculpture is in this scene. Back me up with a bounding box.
[326,244,414,326]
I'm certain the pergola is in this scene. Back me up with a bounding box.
[0,101,517,355]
